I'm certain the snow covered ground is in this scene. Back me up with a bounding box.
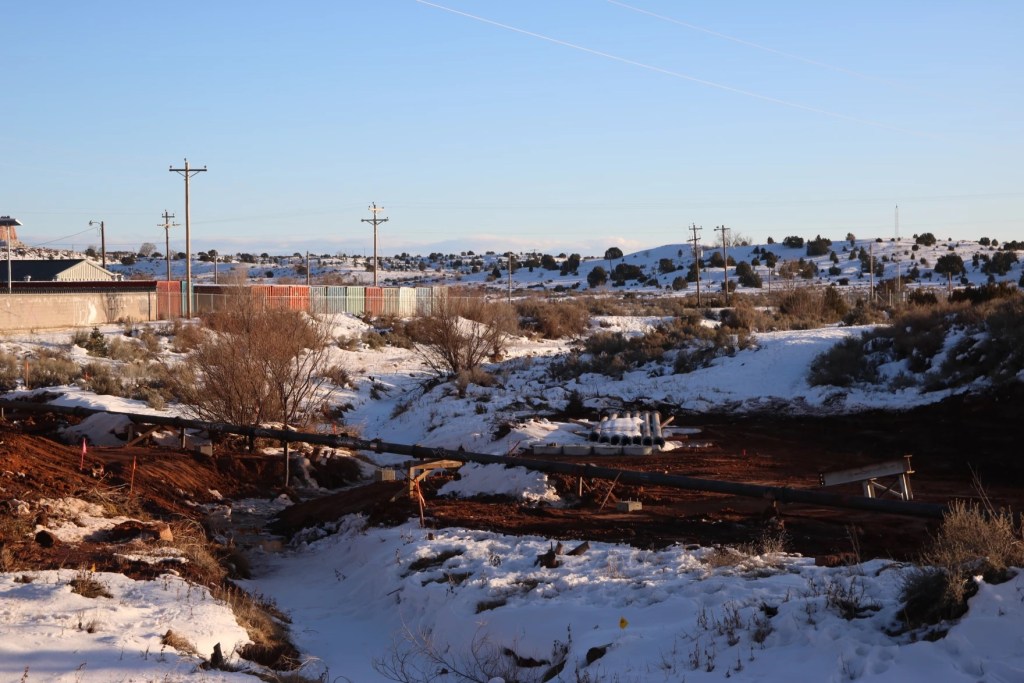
[1,307,1022,681]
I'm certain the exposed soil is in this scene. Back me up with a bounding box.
[3,384,1023,576]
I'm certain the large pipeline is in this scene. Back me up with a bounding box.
[0,399,948,519]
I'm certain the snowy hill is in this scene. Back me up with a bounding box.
[91,236,1023,299]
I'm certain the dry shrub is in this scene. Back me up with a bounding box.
[901,498,1024,629]
[107,336,149,363]
[0,513,33,571]
[161,629,200,657]
[171,291,335,427]
[843,299,887,325]
[807,336,875,387]
[79,361,123,396]
[454,366,495,396]
[583,296,629,316]
[322,364,352,388]
[774,288,830,329]
[169,519,228,585]
[0,349,19,391]
[26,349,81,388]
[720,298,773,332]
[939,296,1024,387]
[361,329,386,350]
[886,304,961,373]
[170,319,207,353]
[411,290,516,376]
[69,569,113,599]
[515,298,591,339]
[217,586,302,670]
[138,327,162,355]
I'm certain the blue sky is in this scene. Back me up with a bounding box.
[3,1,1022,257]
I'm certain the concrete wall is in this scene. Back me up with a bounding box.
[0,292,157,332]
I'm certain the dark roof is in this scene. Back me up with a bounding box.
[0,216,22,227]
[3,259,109,281]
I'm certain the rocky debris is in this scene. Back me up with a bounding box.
[34,530,58,547]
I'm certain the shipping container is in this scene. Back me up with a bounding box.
[398,287,417,316]
[156,280,184,319]
[287,285,311,312]
[415,286,434,315]
[365,286,383,316]
[251,284,274,309]
[309,285,329,316]
[193,284,218,315]
[346,286,365,315]
[269,285,292,309]
[323,285,347,315]
[382,287,401,316]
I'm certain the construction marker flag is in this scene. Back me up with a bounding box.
[80,438,87,469]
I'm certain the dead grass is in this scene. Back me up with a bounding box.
[69,569,113,599]
[161,628,200,656]
[900,496,1024,630]
[217,585,302,670]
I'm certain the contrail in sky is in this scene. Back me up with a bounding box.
[415,0,936,139]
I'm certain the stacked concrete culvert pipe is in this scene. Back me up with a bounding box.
[652,411,665,447]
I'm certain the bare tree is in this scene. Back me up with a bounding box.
[170,287,335,431]
[411,289,516,378]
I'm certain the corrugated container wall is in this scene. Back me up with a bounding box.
[365,286,383,316]
[156,280,183,319]
[347,286,365,315]
[398,287,417,316]
[324,286,347,315]
[383,288,401,316]
[269,285,291,309]
[309,286,329,316]
[288,285,311,312]
[415,287,433,315]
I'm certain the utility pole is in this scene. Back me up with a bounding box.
[715,224,730,305]
[689,223,702,307]
[507,251,514,304]
[305,251,311,286]
[169,159,207,318]
[159,210,179,282]
[88,220,106,270]
[869,241,875,303]
[361,203,388,287]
